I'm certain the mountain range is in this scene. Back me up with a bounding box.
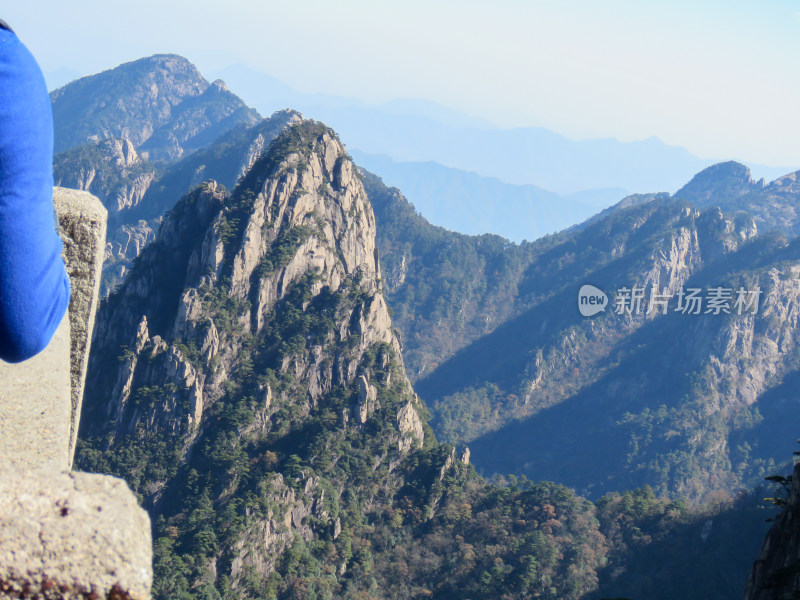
[48,53,800,599]
[213,63,792,195]
[351,151,623,242]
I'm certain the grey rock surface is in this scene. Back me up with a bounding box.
[0,469,152,600]
[0,315,71,472]
[53,138,157,216]
[54,187,107,466]
[88,126,425,457]
[79,123,428,588]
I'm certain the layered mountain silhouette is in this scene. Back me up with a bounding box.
[352,151,622,241]
[213,63,737,194]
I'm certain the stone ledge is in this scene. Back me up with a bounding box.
[53,187,107,467]
[0,469,151,600]
[0,315,71,472]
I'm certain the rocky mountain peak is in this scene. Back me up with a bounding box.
[53,137,157,217]
[674,160,760,206]
[769,169,800,194]
[77,119,436,594]
[51,53,260,161]
[82,119,425,502]
[671,163,800,239]
[224,120,380,320]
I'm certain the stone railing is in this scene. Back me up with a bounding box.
[0,188,152,599]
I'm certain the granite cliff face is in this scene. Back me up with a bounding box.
[54,137,158,215]
[130,109,302,225]
[97,110,302,292]
[78,120,434,595]
[85,119,424,455]
[443,201,799,500]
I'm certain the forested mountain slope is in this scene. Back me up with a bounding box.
[370,169,800,502]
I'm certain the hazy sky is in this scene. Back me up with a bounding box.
[6,0,799,167]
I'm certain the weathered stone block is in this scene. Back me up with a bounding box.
[53,187,107,467]
[0,469,152,600]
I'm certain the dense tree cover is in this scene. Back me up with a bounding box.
[590,486,770,600]
[369,477,607,600]
[365,169,545,382]
[78,258,773,599]
[79,249,616,599]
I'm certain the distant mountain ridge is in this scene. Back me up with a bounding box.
[675,161,800,237]
[50,54,260,162]
[51,52,627,297]
[50,56,297,291]
[353,151,623,241]
[213,63,794,197]
[53,56,797,256]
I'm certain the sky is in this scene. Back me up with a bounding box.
[6,0,799,168]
